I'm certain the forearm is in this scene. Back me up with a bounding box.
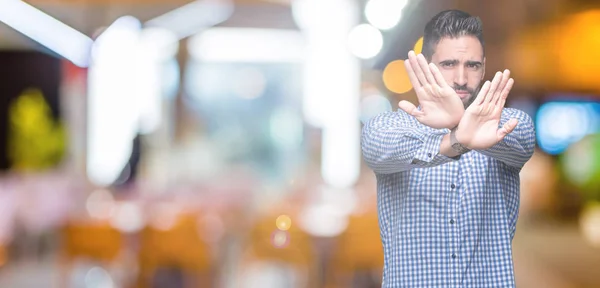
[478,109,536,169]
[477,135,534,168]
[361,111,460,174]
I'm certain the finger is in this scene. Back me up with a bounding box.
[492,69,511,105]
[408,51,428,87]
[494,78,514,115]
[500,77,514,100]
[429,63,449,88]
[497,118,519,141]
[404,59,422,89]
[498,69,511,92]
[472,80,491,106]
[398,100,424,118]
[484,71,503,104]
[417,54,436,85]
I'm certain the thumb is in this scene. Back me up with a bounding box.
[497,118,518,140]
[398,100,424,117]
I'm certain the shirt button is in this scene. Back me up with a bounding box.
[427,153,432,158]
[451,184,456,189]
[451,253,457,259]
[450,219,455,224]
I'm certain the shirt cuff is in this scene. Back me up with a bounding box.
[410,129,460,165]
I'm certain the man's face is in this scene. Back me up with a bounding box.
[430,35,485,108]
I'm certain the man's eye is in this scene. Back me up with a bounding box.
[441,63,453,67]
[467,63,479,68]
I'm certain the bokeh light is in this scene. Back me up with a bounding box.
[563,136,596,186]
[149,202,180,231]
[109,202,144,233]
[561,134,600,201]
[84,266,115,288]
[86,189,115,220]
[536,102,600,155]
[298,203,349,237]
[275,215,292,231]
[580,202,600,248]
[347,24,383,59]
[364,0,407,30]
[382,59,412,94]
[271,230,290,248]
[555,10,600,90]
[414,36,423,54]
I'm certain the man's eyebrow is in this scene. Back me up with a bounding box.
[466,60,483,66]
[438,59,458,65]
[438,59,483,66]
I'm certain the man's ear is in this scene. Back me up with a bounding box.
[481,57,486,80]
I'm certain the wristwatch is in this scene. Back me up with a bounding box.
[450,127,471,154]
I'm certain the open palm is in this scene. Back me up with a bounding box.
[398,51,464,129]
[455,69,518,150]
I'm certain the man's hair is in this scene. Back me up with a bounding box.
[422,10,484,60]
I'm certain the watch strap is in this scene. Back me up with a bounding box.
[450,127,471,154]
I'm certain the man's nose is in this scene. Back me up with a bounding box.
[454,67,467,87]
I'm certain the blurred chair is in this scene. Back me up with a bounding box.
[327,212,383,288]
[136,212,213,288]
[238,211,317,288]
[59,221,124,287]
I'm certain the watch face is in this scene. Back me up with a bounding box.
[452,142,468,153]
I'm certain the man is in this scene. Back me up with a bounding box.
[361,9,535,288]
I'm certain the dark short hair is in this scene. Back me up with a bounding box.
[422,10,484,60]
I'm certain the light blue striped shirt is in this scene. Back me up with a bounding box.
[361,108,535,287]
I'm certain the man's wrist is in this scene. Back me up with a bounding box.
[450,127,471,154]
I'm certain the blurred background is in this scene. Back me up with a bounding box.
[0,0,599,287]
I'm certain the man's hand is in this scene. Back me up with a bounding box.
[454,69,516,150]
[398,51,464,129]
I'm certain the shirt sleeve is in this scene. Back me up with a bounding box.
[361,110,460,175]
[475,108,536,170]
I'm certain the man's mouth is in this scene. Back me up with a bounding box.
[455,91,470,98]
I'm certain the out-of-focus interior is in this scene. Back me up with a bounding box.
[0,0,599,287]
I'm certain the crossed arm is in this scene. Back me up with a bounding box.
[476,107,535,169]
[361,110,457,175]
[361,108,535,175]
